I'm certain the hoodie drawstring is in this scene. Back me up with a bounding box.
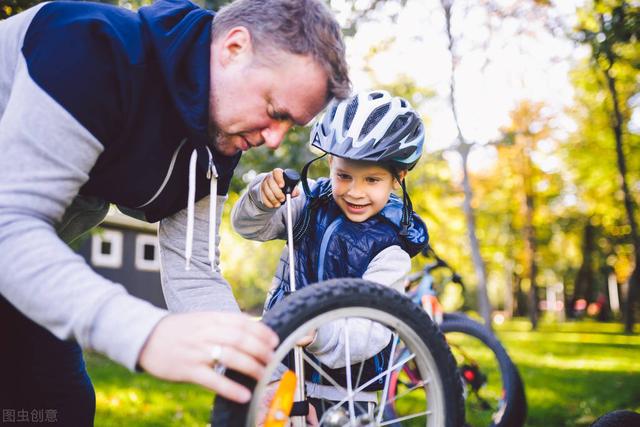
[185,150,197,270]
[185,147,218,271]
[207,148,218,272]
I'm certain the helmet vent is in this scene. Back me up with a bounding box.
[344,97,359,132]
[385,115,409,138]
[370,92,384,100]
[329,105,338,122]
[408,123,422,139]
[400,99,407,107]
[360,104,390,140]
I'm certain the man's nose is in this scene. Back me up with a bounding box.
[261,121,293,149]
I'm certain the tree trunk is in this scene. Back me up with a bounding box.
[598,30,640,333]
[459,145,493,328]
[504,260,515,318]
[515,275,528,317]
[522,164,538,328]
[570,222,595,318]
[440,0,493,328]
[524,218,538,328]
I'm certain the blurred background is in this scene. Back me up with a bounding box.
[2,0,638,425]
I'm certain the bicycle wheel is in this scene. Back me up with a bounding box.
[387,313,525,427]
[211,279,465,426]
[440,313,526,427]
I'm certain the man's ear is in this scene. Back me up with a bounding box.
[217,26,253,68]
[393,169,407,190]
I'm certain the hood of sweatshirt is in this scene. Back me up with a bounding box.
[138,0,215,158]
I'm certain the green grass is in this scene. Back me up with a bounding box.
[85,353,212,426]
[86,319,640,426]
[494,319,640,427]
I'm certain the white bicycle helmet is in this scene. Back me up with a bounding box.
[310,90,425,170]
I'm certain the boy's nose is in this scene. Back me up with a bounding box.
[347,183,366,198]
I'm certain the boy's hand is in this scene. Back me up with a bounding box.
[296,328,317,347]
[260,168,301,208]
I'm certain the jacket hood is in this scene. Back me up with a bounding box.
[138,0,213,151]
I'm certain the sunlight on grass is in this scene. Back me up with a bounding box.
[86,352,213,426]
[492,320,640,427]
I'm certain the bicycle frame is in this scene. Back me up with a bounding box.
[404,251,463,326]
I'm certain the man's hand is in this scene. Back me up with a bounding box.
[137,312,279,403]
[260,168,301,208]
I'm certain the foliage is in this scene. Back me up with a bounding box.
[218,192,284,313]
[1,0,120,19]
[85,319,640,426]
[1,0,44,19]
[568,0,640,327]
[564,57,640,285]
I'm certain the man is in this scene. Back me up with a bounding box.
[0,0,350,424]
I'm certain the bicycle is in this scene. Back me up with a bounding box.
[211,170,466,426]
[385,247,527,427]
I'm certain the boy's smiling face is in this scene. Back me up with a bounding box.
[329,156,406,223]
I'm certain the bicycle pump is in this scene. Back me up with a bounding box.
[281,169,307,427]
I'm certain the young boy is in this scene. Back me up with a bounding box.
[232,90,428,419]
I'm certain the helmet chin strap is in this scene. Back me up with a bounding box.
[292,153,331,242]
[392,171,413,237]
[300,153,328,197]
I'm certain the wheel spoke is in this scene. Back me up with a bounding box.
[354,318,376,393]
[343,318,357,424]
[300,351,370,417]
[384,379,429,407]
[378,409,432,426]
[376,332,398,424]
[329,351,417,409]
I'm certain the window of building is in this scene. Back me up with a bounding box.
[91,229,123,269]
[135,234,160,271]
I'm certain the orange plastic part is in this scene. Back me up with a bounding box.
[264,370,297,427]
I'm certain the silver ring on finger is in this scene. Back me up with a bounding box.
[209,344,226,375]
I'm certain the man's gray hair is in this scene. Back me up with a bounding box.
[212,0,351,100]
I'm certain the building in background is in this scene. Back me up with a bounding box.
[76,209,166,309]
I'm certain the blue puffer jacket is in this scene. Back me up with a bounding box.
[266,178,428,391]
[267,178,428,308]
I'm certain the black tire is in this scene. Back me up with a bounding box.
[440,313,527,427]
[211,279,465,426]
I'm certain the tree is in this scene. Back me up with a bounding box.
[438,0,493,328]
[576,0,640,332]
[497,102,556,326]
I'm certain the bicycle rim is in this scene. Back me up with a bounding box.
[211,279,464,427]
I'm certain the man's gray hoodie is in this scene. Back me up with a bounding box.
[0,0,239,370]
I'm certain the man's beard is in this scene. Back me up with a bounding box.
[211,129,241,156]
